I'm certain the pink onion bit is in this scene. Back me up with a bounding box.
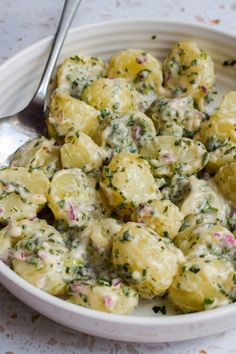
[225,234,235,245]
[38,250,49,263]
[214,232,222,238]
[104,295,113,309]
[131,126,141,140]
[14,249,27,261]
[0,207,4,215]
[70,283,82,293]
[67,203,77,221]
[164,72,171,84]
[200,86,208,94]
[70,283,89,295]
[136,56,147,64]
[37,276,46,289]
[161,153,174,164]
[112,278,122,288]
[29,215,36,221]
[137,217,145,225]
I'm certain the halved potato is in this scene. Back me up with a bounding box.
[0,167,49,223]
[48,168,110,227]
[48,90,99,139]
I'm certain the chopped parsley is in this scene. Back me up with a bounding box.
[152,305,166,315]
[204,298,214,306]
[121,230,132,242]
[223,59,236,66]
[189,264,200,273]
[57,200,65,209]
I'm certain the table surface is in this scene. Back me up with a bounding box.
[1,0,236,353]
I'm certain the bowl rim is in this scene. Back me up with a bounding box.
[2,259,236,326]
[0,17,236,72]
[1,17,236,327]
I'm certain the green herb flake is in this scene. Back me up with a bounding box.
[204,298,214,306]
[121,230,132,242]
[223,59,236,67]
[152,305,166,315]
[189,264,200,273]
[57,200,65,209]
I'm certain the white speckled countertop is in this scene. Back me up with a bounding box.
[1,0,236,353]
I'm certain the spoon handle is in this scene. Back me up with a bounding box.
[31,0,81,106]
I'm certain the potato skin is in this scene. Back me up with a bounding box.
[168,256,235,312]
[112,222,183,299]
[99,152,159,217]
[131,199,183,239]
[81,78,138,113]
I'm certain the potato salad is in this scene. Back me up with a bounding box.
[1,42,236,316]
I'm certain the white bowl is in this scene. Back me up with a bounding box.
[1,19,236,343]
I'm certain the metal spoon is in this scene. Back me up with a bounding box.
[0,0,81,166]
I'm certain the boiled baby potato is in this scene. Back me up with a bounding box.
[68,279,138,315]
[179,176,230,229]
[174,223,236,261]
[112,222,183,299]
[0,221,26,262]
[206,141,236,173]
[81,218,122,264]
[196,92,236,149]
[161,175,191,204]
[10,218,69,295]
[10,137,61,179]
[169,256,235,312]
[146,96,204,138]
[140,136,208,177]
[57,54,106,98]
[81,78,138,113]
[48,168,110,227]
[99,152,159,217]
[48,89,99,139]
[60,132,105,172]
[214,162,236,207]
[107,48,163,111]
[163,41,215,108]
[131,199,183,239]
[107,48,163,93]
[94,111,156,156]
[0,167,49,224]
